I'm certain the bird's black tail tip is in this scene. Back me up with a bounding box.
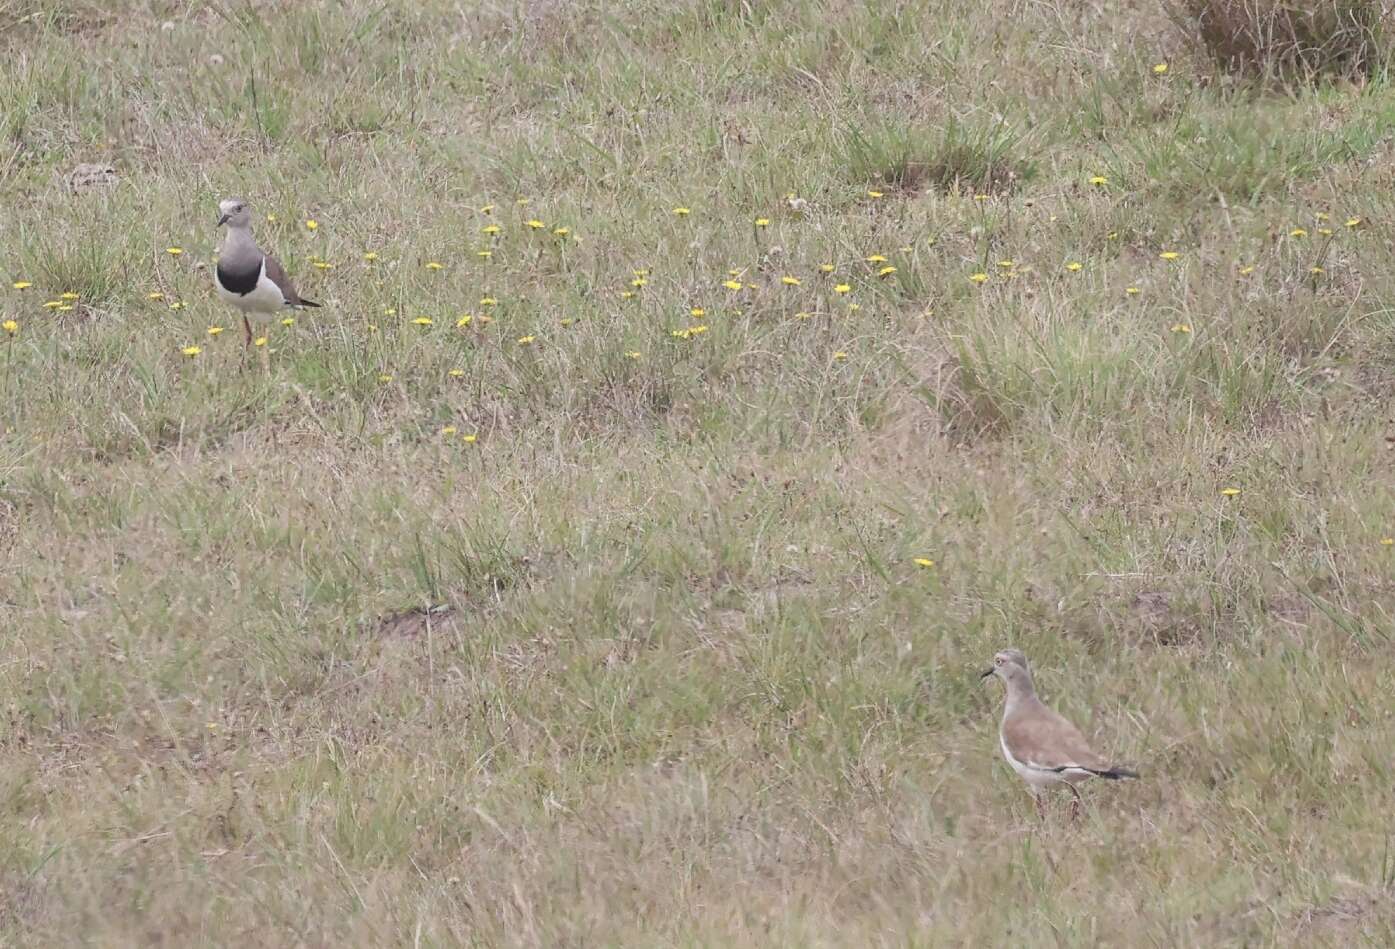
[1099,767,1139,780]
[299,299,322,308]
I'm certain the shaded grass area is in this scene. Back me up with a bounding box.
[3,0,1395,944]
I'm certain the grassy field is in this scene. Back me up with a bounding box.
[4,0,1395,944]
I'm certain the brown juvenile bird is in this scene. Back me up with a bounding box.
[981,648,1138,816]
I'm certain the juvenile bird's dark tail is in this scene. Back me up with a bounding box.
[1090,766,1139,780]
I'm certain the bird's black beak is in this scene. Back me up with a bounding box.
[980,667,994,680]
[217,213,230,227]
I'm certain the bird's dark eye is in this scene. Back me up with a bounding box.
[995,657,1003,665]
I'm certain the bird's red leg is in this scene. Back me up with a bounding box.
[243,316,252,347]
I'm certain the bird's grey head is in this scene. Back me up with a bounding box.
[981,648,1033,690]
[217,198,251,228]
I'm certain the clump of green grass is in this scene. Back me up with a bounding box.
[842,118,1035,196]
[1170,0,1386,82]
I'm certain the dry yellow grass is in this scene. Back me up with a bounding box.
[2,0,1395,944]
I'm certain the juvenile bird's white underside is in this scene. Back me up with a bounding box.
[1000,733,1093,790]
[216,259,288,322]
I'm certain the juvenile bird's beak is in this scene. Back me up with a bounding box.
[980,667,995,680]
[217,213,230,227]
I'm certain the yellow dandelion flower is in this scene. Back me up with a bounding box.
[208,326,224,336]
[624,350,641,359]
[754,217,770,227]
[2,320,17,335]
[384,307,397,316]
[313,261,333,270]
[449,368,465,377]
[11,282,32,290]
[560,317,574,327]
[412,317,433,326]
[527,220,545,230]
[182,345,201,357]
[363,251,379,261]
[621,290,636,300]
[1126,286,1141,295]
[378,373,392,382]
[847,303,861,312]
[265,213,277,223]
[1309,266,1324,274]
[690,307,705,317]
[1318,227,1333,236]
[1238,265,1255,275]
[426,261,444,270]
[833,351,848,360]
[254,336,268,347]
[1289,228,1307,238]
[482,224,501,235]
[1153,62,1168,74]
[516,197,530,205]
[1170,323,1192,334]
[1220,487,1240,496]
[866,254,887,263]
[60,292,78,300]
[553,227,570,237]
[305,220,318,230]
[997,260,1014,269]
[974,193,989,201]
[969,272,989,283]
[457,315,473,327]
[462,433,478,443]
[723,280,743,290]
[1089,175,1108,186]
[43,301,61,309]
[480,297,497,306]
[477,250,492,259]
[517,335,536,345]
[913,558,934,568]
[834,283,851,294]
[166,247,183,256]
[168,302,185,310]
[632,277,647,288]
[818,263,834,273]
[1159,251,1179,260]
[781,275,801,286]
[673,207,691,216]
[1381,538,1393,546]
[1066,261,1083,272]
[877,266,897,277]
[279,317,293,326]
[689,325,708,336]
[480,204,495,214]
[441,426,457,436]
[1345,217,1362,228]
[56,304,73,312]
[867,190,884,198]
[794,311,812,320]
[147,291,164,300]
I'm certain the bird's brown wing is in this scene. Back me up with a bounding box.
[1003,701,1111,772]
[264,254,319,307]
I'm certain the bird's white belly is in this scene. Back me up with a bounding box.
[217,265,286,319]
[1001,733,1064,789]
